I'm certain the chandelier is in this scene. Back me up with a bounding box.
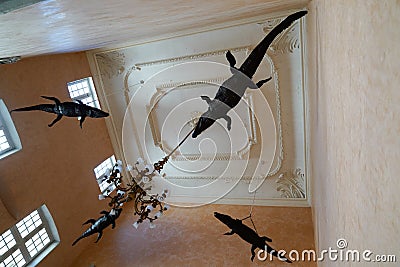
[98,157,169,229]
[97,128,195,229]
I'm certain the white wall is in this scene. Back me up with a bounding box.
[308,0,400,265]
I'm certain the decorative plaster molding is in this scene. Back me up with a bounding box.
[96,51,126,79]
[264,56,283,177]
[123,46,284,175]
[135,46,250,68]
[165,175,265,183]
[276,168,305,198]
[259,19,300,54]
[87,14,309,205]
[120,45,249,161]
[147,78,257,161]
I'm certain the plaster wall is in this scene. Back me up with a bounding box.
[0,53,114,266]
[307,0,400,265]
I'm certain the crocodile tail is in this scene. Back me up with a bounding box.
[72,227,96,246]
[72,236,83,246]
[11,104,55,114]
[258,10,307,53]
[240,10,307,78]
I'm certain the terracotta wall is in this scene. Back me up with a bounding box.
[0,53,114,266]
[307,0,400,265]
[72,203,315,266]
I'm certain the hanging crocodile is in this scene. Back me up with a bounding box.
[192,10,307,138]
[11,96,109,128]
[72,208,122,246]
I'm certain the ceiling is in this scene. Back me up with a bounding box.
[86,8,310,206]
[0,0,308,58]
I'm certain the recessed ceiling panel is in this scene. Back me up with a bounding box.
[88,10,309,207]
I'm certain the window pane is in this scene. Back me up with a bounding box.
[93,155,116,179]
[16,210,42,238]
[0,249,25,267]
[25,228,50,258]
[94,155,118,195]
[0,230,16,256]
[0,128,11,153]
[67,77,100,108]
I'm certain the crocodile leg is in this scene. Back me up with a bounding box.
[226,50,237,68]
[79,116,86,128]
[251,244,257,261]
[41,96,61,105]
[255,77,272,88]
[201,95,212,105]
[82,219,96,225]
[48,114,62,127]
[224,230,234,235]
[94,231,103,243]
[222,115,232,130]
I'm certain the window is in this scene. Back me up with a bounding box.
[0,129,11,153]
[0,99,22,160]
[94,155,117,196]
[67,77,100,108]
[0,205,60,267]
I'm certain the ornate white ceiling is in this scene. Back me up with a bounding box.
[87,10,310,207]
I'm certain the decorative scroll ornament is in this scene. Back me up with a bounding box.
[276,168,305,198]
[260,19,300,54]
[96,51,126,78]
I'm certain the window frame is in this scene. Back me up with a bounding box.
[0,125,14,154]
[0,205,60,267]
[94,155,118,196]
[0,99,22,160]
[67,77,100,108]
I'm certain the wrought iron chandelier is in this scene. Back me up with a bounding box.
[97,128,194,229]
[99,157,169,229]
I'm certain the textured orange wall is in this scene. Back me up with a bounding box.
[72,203,315,266]
[0,53,114,267]
[0,198,14,233]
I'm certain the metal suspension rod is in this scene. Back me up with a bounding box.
[167,128,195,158]
[154,128,194,172]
